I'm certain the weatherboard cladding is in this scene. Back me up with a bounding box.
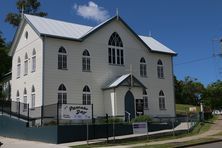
[24,14,176,55]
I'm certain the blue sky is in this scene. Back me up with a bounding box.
[1,0,222,86]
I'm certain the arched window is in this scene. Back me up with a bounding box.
[23,88,28,110]
[83,85,91,105]
[16,90,20,112]
[58,84,67,104]
[31,85,35,109]
[143,89,148,110]
[58,46,67,70]
[140,57,147,77]
[82,49,91,71]
[159,90,166,110]
[17,57,21,78]
[157,59,164,78]
[108,32,124,65]
[24,53,28,76]
[32,49,36,72]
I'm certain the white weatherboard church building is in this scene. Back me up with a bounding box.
[9,14,177,120]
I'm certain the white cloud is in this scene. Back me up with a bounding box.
[73,1,110,22]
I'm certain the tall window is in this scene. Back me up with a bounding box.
[17,57,21,78]
[82,49,91,71]
[58,46,67,70]
[157,60,164,78]
[32,49,36,72]
[31,86,35,109]
[23,88,28,110]
[159,90,166,110]
[58,84,67,104]
[143,89,148,110]
[83,85,91,105]
[108,32,124,65]
[24,53,28,75]
[140,57,147,77]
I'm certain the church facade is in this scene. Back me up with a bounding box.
[9,14,176,120]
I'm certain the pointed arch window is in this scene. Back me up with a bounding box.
[58,46,67,70]
[24,53,28,76]
[23,88,28,110]
[82,49,91,71]
[31,86,35,109]
[17,57,21,78]
[159,90,166,110]
[143,89,148,110]
[157,60,164,78]
[58,84,67,105]
[16,90,20,112]
[32,49,36,72]
[83,85,91,105]
[140,57,147,77]
[108,32,124,65]
[16,90,20,102]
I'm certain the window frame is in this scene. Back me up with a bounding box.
[157,60,164,79]
[108,32,124,66]
[32,49,36,72]
[140,57,147,77]
[24,53,28,76]
[58,84,67,105]
[58,47,68,70]
[82,49,91,72]
[82,85,91,105]
[31,86,35,109]
[17,57,21,78]
[23,88,28,110]
[143,90,149,110]
[159,90,166,110]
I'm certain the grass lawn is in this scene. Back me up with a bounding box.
[176,104,200,115]
[70,116,218,148]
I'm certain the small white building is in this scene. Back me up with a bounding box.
[9,14,177,120]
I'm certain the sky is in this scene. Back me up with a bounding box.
[1,0,222,86]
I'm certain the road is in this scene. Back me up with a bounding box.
[189,141,222,148]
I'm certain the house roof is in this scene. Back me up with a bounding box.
[10,14,176,56]
[104,74,147,90]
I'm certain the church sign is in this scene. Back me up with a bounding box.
[61,104,92,120]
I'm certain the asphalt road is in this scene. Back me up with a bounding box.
[189,141,222,148]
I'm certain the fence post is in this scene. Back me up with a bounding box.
[106,113,109,143]
[57,102,59,125]
[27,104,29,127]
[1,101,3,115]
[172,119,175,136]
[18,102,20,119]
[10,100,11,117]
[41,105,43,126]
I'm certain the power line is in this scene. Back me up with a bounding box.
[175,56,214,66]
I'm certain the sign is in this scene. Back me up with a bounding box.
[61,104,92,120]
[189,107,197,112]
[136,99,144,116]
[132,122,147,134]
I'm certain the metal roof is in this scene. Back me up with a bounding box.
[139,35,176,54]
[106,74,131,88]
[24,14,176,55]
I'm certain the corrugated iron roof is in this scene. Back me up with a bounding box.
[24,14,176,54]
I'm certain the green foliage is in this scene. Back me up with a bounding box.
[174,76,205,105]
[132,115,152,122]
[5,0,47,27]
[202,80,222,109]
[0,32,11,79]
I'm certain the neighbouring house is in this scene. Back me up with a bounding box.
[9,14,177,121]
[0,72,11,101]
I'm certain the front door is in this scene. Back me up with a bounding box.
[125,91,135,121]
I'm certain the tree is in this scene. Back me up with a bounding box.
[0,31,11,79]
[5,0,47,27]
[174,76,205,105]
[203,80,222,109]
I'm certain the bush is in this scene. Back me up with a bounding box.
[132,115,152,122]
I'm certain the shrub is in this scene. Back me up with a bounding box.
[132,115,152,122]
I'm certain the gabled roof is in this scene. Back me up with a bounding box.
[10,14,177,56]
[103,74,147,90]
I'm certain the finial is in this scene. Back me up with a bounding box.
[21,4,24,18]
[149,31,152,37]
[116,8,119,20]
